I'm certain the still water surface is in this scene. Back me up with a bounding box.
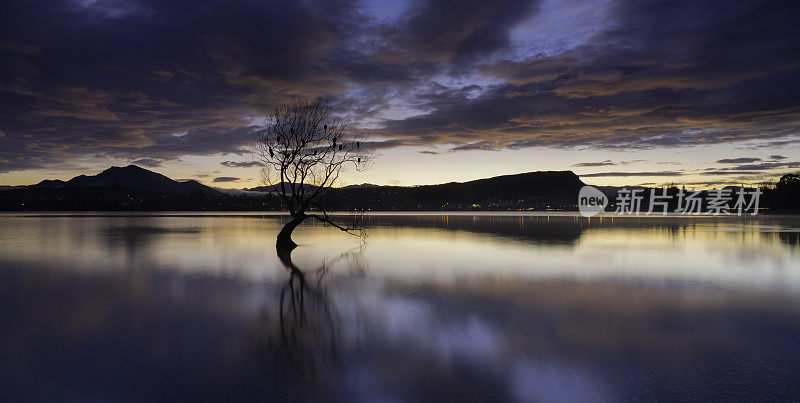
[1,213,799,401]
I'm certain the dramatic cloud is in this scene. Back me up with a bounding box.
[572,160,615,167]
[378,0,800,150]
[130,158,163,168]
[213,176,241,182]
[728,161,800,171]
[769,155,787,160]
[703,161,800,174]
[220,161,265,168]
[450,141,500,152]
[361,139,408,150]
[0,0,798,179]
[717,158,762,164]
[701,170,762,176]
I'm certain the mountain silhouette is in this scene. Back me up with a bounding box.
[409,171,583,198]
[3,167,586,211]
[324,171,585,210]
[2,167,794,212]
[33,165,220,196]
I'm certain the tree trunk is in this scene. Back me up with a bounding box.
[276,214,306,250]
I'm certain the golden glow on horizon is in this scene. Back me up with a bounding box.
[0,142,797,189]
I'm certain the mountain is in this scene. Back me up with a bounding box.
[2,168,584,211]
[2,167,794,212]
[244,171,584,209]
[325,171,585,210]
[408,171,583,198]
[33,165,220,196]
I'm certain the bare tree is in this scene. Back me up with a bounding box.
[255,97,372,250]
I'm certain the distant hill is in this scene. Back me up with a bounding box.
[325,171,585,210]
[0,167,586,211]
[2,167,794,212]
[410,171,583,198]
[32,165,221,196]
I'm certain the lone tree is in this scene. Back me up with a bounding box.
[255,98,372,250]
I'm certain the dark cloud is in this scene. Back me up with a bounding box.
[701,170,762,175]
[382,0,540,67]
[728,161,800,171]
[130,158,163,167]
[703,161,800,173]
[378,0,800,150]
[213,176,240,182]
[450,141,499,152]
[716,158,762,164]
[362,139,407,150]
[0,0,357,172]
[220,160,265,168]
[738,136,800,149]
[0,0,798,176]
[769,155,787,160]
[581,171,684,177]
[572,160,615,167]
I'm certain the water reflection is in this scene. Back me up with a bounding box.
[256,246,367,379]
[0,213,799,400]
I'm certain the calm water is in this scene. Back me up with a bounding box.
[1,213,799,401]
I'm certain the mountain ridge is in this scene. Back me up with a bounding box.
[2,165,797,211]
[246,170,583,193]
[0,165,586,211]
[32,165,221,196]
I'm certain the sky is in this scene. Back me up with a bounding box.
[0,0,799,188]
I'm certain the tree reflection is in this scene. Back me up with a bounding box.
[253,245,366,378]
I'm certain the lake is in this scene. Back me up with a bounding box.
[1,213,799,401]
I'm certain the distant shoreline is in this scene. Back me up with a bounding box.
[2,211,797,217]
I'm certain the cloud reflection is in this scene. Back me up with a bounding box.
[1,213,800,399]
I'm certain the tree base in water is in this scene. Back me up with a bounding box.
[276,215,306,250]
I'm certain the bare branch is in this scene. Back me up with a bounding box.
[254,97,374,239]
